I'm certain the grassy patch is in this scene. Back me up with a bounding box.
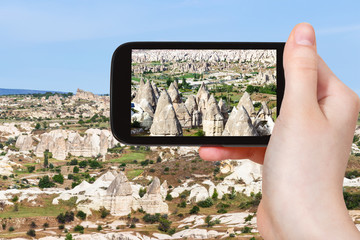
[110,152,147,164]
[0,195,73,218]
[126,169,144,180]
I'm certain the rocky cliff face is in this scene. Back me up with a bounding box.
[27,129,118,160]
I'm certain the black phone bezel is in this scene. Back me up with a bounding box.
[110,42,285,146]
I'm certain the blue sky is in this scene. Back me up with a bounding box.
[0,0,359,94]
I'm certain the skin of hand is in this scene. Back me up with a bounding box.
[199,23,360,239]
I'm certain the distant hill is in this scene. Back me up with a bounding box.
[0,88,68,96]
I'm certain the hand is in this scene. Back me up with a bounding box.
[200,23,360,239]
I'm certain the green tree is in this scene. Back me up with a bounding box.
[44,149,49,168]
[38,175,55,188]
[76,211,87,220]
[53,174,64,184]
[35,123,41,130]
[65,233,73,240]
[73,166,80,173]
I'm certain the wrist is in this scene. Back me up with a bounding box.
[259,191,360,240]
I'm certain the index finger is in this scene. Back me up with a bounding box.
[199,146,266,164]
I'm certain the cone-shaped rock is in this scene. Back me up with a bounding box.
[237,92,255,116]
[175,102,192,128]
[150,90,183,136]
[147,177,161,195]
[151,81,160,99]
[133,79,157,110]
[168,82,182,103]
[256,102,272,120]
[196,82,210,118]
[185,95,198,115]
[203,94,224,136]
[222,106,258,136]
[106,172,133,196]
[218,98,229,120]
[173,80,179,90]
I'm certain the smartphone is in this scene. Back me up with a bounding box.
[110,42,284,146]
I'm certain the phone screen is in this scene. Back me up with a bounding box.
[130,49,276,137]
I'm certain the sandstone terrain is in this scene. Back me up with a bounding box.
[1,89,360,239]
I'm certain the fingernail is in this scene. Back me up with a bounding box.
[294,23,315,46]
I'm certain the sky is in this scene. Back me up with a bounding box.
[0,0,359,94]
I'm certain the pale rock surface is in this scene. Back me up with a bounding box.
[15,134,34,151]
[136,177,169,214]
[167,82,182,103]
[237,92,255,116]
[222,106,258,136]
[188,184,210,203]
[174,102,192,128]
[150,90,182,136]
[218,98,229,120]
[202,94,224,136]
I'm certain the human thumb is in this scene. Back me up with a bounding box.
[281,23,319,117]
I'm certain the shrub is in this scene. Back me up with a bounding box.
[12,195,18,202]
[2,223,6,230]
[189,206,200,214]
[65,233,73,240]
[217,208,227,213]
[164,167,170,172]
[70,159,78,165]
[241,226,252,233]
[178,201,186,208]
[158,217,172,232]
[53,174,64,184]
[130,223,136,228]
[79,160,88,168]
[345,170,360,179]
[157,156,162,163]
[38,175,55,188]
[354,135,360,143]
[165,193,173,201]
[197,198,213,208]
[27,166,35,173]
[343,191,360,209]
[97,225,102,231]
[27,229,36,237]
[8,226,14,232]
[56,211,74,224]
[100,207,110,218]
[74,225,84,233]
[139,188,146,198]
[194,129,205,137]
[30,221,37,228]
[58,224,65,230]
[76,211,87,220]
[73,166,80,173]
[244,214,254,222]
[43,222,49,228]
[212,189,218,200]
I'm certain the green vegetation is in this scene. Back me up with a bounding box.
[76,210,87,220]
[110,152,147,164]
[38,175,55,188]
[197,198,214,208]
[53,173,64,184]
[245,83,276,95]
[126,169,144,180]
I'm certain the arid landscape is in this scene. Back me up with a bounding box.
[131,50,277,137]
[1,89,360,239]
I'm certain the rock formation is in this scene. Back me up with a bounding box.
[105,172,134,216]
[196,82,210,116]
[15,134,34,151]
[174,103,192,128]
[150,90,183,136]
[218,98,229,120]
[34,129,117,160]
[237,92,255,116]
[202,94,224,136]
[133,79,157,117]
[185,95,200,127]
[222,106,258,136]
[167,82,182,103]
[136,177,169,214]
